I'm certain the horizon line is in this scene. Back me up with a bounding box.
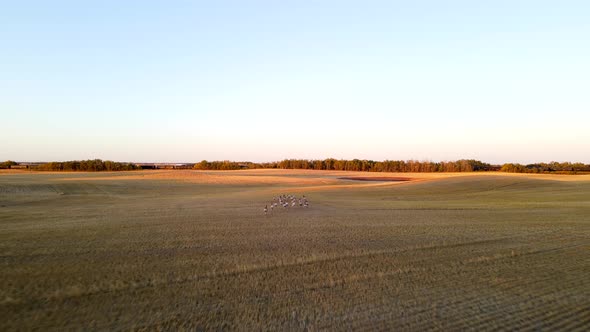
[6,158,590,166]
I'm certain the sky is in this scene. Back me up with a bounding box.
[1,1,589,164]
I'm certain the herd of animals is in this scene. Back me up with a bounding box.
[264,194,309,215]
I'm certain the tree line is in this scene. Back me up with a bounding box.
[193,160,262,170]
[193,158,589,174]
[500,162,590,174]
[274,158,494,172]
[193,158,495,172]
[35,159,140,171]
[4,158,589,173]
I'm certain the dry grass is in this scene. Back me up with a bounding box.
[1,170,589,330]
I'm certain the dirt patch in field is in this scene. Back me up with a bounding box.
[339,176,413,182]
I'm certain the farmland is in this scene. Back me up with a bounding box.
[1,169,589,330]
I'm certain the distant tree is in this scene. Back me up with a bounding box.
[500,163,527,173]
[0,160,18,169]
[193,160,210,170]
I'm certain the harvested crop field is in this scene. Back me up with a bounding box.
[1,169,589,330]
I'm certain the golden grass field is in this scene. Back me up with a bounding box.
[1,169,589,330]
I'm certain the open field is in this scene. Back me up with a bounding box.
[1,169,589,330]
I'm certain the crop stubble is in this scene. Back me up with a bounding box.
[1,170,589,330]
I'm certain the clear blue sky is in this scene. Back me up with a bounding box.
[2,1,589,164]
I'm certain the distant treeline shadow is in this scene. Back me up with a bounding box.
[339,176,412,182]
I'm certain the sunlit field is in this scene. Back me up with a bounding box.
[1,169,589,330]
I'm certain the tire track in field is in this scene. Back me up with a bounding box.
[13,237,580,305]
[6,239,588,331]
[225,241,588,330]
[1,236,520,313]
